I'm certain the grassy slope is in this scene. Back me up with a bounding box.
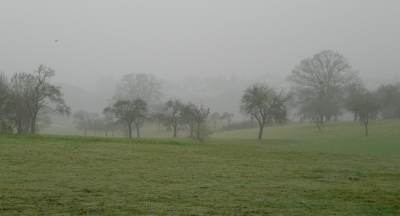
[213,119,400,155]
[43,119,400,155]
[0,135,400,215]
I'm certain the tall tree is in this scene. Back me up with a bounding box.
[287,50,359,124]
[11,65,70,133]
[104,99,148,138]
[240,83,291,140]
[114,73,163,104]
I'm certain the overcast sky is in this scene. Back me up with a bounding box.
[1,0,399,91]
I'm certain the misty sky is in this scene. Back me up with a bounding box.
[1,0,399,92]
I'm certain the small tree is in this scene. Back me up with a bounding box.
[104,99,148,138]
[220,111,234,125]
[180,103,197,138]
[209,112,220,129]
[345,87,380,136]
[187,103,211,142]
[163,98,184,137]
[240,83,291,140]
[194,123,213,143]
[73,110,91,136]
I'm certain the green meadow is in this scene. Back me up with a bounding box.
[1,120,400,215]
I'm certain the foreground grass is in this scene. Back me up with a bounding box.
[1,135,400,215]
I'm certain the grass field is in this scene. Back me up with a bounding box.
[1,120,400,215]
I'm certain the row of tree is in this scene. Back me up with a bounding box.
[286,50,400,136]
[2,50,399,141]
[0,65,70,134]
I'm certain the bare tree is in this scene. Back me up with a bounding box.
[240,83,291,140]
[187,103,211,141]
[86,113,103,137]
[104,99,148,138]
[12,65,70,133]
[180,103,197,138]
[287,50,359,123]
[220,111,234,125]
[102,112,116,137]
[345,88,380,135]
[163,98,184,137]
[375,83,400,119]
[195,122,213,143]
[73,110,93,136]
[209,112,220,129]
[114,73,163,104]
[0,73,13,133]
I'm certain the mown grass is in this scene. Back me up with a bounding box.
[0,139,399,215]
[1,120,399,215]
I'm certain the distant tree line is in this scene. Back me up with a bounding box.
[2,50,399,141]
[286,50,400,136]
[0,65,70,134]
[70,73,234,143]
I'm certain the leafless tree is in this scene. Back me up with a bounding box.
[220,111,234,125]
[287,50,359,124]
[375,83,400,119]
[240,83,291,140]
[163,98,184,137]
[209,112,220,129]
[12,65,70,133]
[180,103,197,138]
[104,99,148,138]
[73,110,92,136]
[345,87,380,135]
[113,73,163,104]
[187,103,211,141]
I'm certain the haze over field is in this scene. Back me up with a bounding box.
[1,0,400,90]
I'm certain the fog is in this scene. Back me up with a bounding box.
[1,0,400,119]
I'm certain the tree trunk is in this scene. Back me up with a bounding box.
[136,125,140,138]
[84,130,87,136]
[189,124,194,137]
[258,123,265,140]
[173,124,177,138]
[105,131,108,137]
[30,113,37,134]
[364,117,369,136]
[128,122,132,138]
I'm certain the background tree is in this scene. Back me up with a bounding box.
[163,98,183,137]
[240,83,291,140]
[73,110,92,136]
[114,73,163,104]
[209,112,220,129]
[180,103,197,138]
[287,50,359,124]
[375,83,400,119]
[187,103,211,141]
[87,113,103,137]
[102,112,116,137]
[0,73,12,133]
[220,111,234,125]
[104,99,148,138]
[345,88,380,135]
